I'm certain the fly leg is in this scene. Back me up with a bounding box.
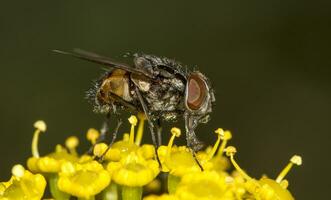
[184,112,204,171]
[87,112,111,155]
[134,86,162,167]
[156,119,162,146]
[98,118,123,161]
[99,112,111,142]
[108,117,123,146]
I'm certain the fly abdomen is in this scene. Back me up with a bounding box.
[97,69,133,104]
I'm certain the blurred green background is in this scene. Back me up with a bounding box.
[0,0,330,199]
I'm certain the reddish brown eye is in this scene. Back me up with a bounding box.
[186,73,207,110]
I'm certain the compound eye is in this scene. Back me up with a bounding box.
[186,73,208,110]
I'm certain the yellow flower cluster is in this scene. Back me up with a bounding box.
[0,116,302,200]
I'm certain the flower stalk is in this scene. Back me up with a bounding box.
[167,174,181,194]
[121,186,142,200]
[49,174,70,200]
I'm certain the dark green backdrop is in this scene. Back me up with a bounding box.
[0,1,330,199]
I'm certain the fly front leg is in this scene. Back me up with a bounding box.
[87,112,111,155]
[98,117,123,161]
[134,86,162,166]
[99,112,111,142]
[184,112,204,171]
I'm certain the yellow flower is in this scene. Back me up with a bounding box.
[159,128,200,177]
[225,146,301,200]
[107,152,159,187]
[137,144,156,160]
[27,121,78,173]
[197,128,231,171]
[101,115,155,162]
[165,146,201,177]
[175,171,230,200]
[0,164,46,200]
[100,137,138,161]
[57,160,111,199]
[27,144,77,173]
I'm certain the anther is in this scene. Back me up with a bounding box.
[65,136,79,155]
[128,115,138,144]
[217,130,232,157]
[86,128,100,145]
[12,164,25,178]
[34,120,47,132]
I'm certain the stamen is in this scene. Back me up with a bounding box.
[135,112,146,146]
[86,128,100,145]
[31,120,47,158]
[167,128,181,158]
[128,115,138,144]
[207,128,224,161]
[65,136,79,155]
[225,146,252,181]
[275,155,302,183]
[216,130,232,157]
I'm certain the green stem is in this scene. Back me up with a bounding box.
[167,174,181,194]
[101,182,119,200]
[121,186,142,200]
[49,174,70,200]
[78,197,95,200]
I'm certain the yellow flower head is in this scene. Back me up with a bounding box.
[27,144,78,173]
[107,152,160,187]
[102,116,155,162]
[0,164,46,200]
[137,144,156,160]
[197,128,231,171]
[225,146,300,200]
[58,160,111,199]
[103,135,139,161]
[27,121,78,173]
[164,146,201,177]
[175,171,229,200]
[159,127,200,176]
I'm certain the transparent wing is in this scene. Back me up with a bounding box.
[53,49,152,78]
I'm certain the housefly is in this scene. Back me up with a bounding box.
[54,49,215,168]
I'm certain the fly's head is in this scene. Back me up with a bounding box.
[184,71,215,123]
